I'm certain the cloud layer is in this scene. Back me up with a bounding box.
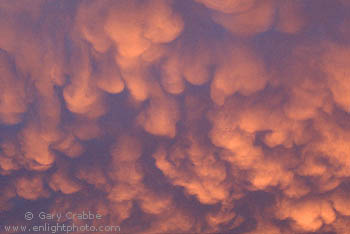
[0,0,350,233]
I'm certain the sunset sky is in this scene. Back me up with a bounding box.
[0,0,350,233]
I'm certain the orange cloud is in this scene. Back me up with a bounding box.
[0,0,349,233]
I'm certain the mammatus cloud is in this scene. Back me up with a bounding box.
[0,0,350,233]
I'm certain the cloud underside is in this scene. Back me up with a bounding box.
[0,0,350,233]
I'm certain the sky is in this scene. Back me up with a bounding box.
[0,0,350,233]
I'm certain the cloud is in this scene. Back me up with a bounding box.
[0,0,349,233]
[210,0,275,36]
